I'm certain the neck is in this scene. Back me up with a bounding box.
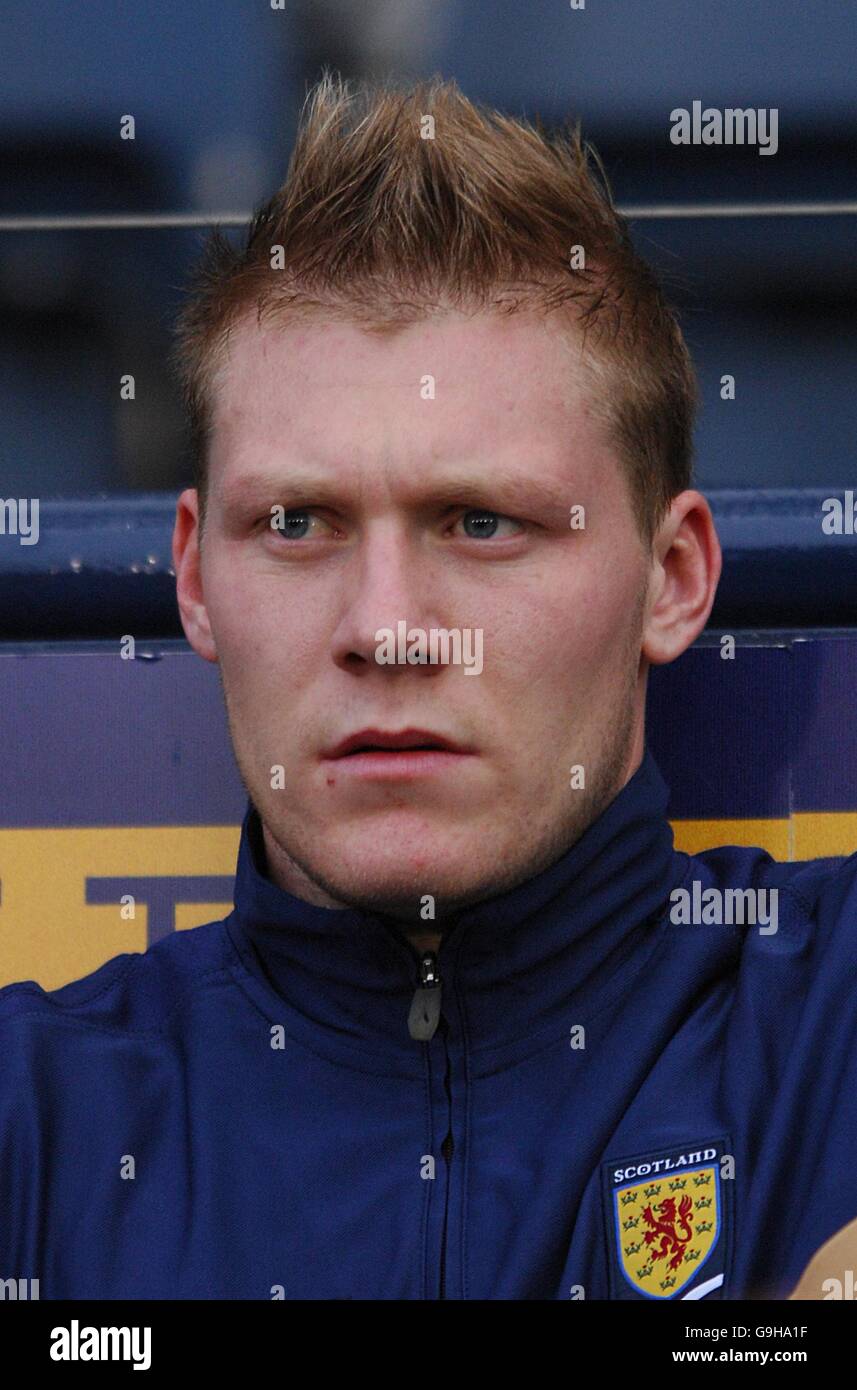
[403,927,443,954]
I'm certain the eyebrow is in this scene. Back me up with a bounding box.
[217,466,577,524]
[218,471,346,513]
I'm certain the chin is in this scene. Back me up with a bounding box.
[312,831,497,917]
[338,838,482,890]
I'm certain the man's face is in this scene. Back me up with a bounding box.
[181,309,654,919]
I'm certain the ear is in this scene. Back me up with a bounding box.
[641,490,722,666]
[172,489,218,663]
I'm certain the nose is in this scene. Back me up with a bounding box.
[331,521,448,678]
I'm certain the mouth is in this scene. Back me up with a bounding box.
[329,728,469,757]
[323,727,475,780]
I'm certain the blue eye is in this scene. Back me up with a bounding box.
[268,509,327,539]
[459,510,519,539]
[279,511,311,538]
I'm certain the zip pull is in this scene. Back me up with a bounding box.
[408,951,442,1041]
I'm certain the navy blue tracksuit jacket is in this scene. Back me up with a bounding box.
[3,750,857,1300]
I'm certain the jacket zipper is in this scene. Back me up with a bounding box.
[438,1015,455,1300]
[407,949,455,1298]
[407,950,442,1041]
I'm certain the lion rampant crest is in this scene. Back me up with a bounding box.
[642,1194,694,1270]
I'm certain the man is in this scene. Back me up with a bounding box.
[2,76,856,1302]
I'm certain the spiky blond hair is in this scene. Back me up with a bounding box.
[173,74,696,541]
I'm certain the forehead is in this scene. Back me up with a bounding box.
[206,307,617,492]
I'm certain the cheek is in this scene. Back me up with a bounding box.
[204,558,287,655]
[499,565,641,700]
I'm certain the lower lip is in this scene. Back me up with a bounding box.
[324,749,473,780]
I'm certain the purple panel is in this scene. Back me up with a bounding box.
[792,638,857,813]
[0,646,245,826]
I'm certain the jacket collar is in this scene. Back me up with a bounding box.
[225,751,684,1065]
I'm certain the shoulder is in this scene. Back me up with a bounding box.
[0,916,238,1044]
[684,840,857,958]
[0,920,243,1248]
